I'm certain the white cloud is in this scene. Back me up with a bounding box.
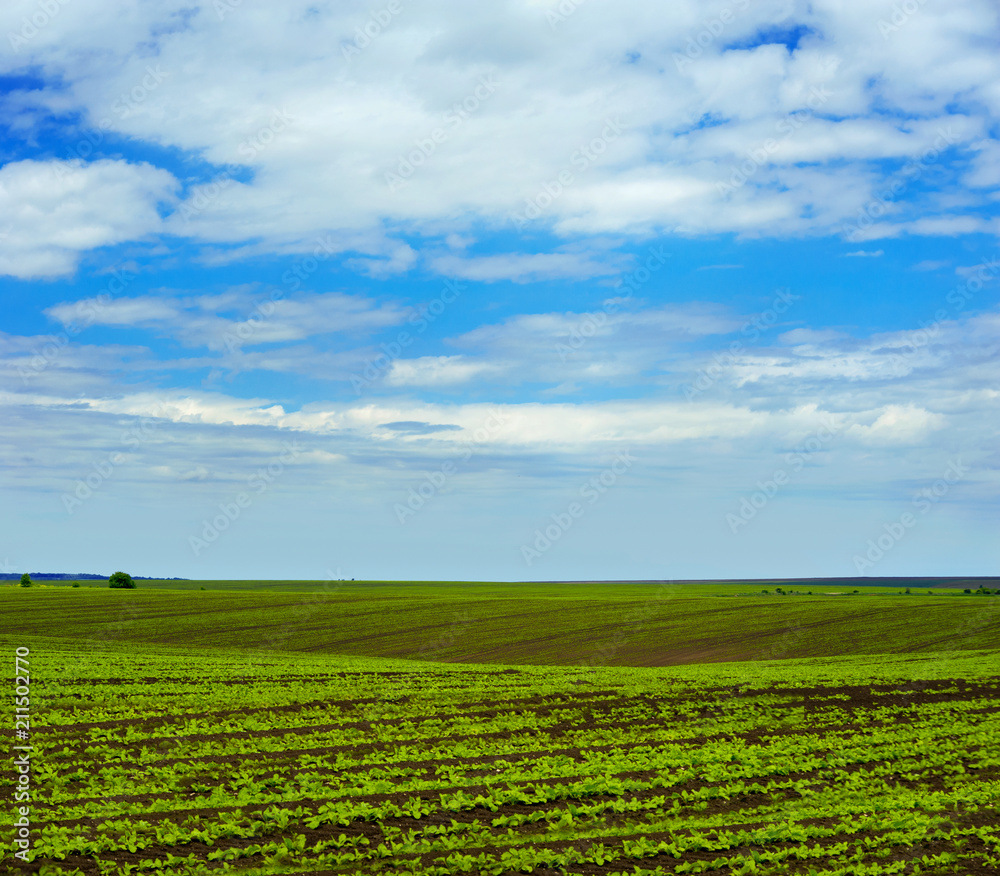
[47,297,178,327]
[43,288,407,351]
[698,307,1000,397]
[428,251,627,283]
[0,159,177,278]
[956,259,1000,279]
[0,384,966,459]
[846,215,998,241]
[846,404,947,446]
[384,356,503,387]
[778,328,846,345]
[844,249,884,257]
[965,138,1000,188]
[345,243,418,278]
[0,386,792,449]
[454,303,736,352]
[905,216,996,236]
[0,0,996,257]
[365,302,741,390]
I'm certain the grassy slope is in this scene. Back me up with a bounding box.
[3,582,998,666]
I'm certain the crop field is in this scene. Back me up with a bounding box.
[4,583,1000,666]
[5,646,999,876]
[3,583,999,875]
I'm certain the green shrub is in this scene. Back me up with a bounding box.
[19,573,32,588]
[109,571,136,589]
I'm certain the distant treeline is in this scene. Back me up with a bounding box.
[0,573,188,580]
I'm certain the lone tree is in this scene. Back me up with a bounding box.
[19,573,32,588]
[108,571,136,589]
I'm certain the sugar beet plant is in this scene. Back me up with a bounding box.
[4,647,1000,875]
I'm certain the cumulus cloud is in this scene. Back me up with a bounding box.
[0,0,996,259]
[846,404,947,446]
[0,159,177,278]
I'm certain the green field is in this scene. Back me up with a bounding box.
[3,582,999,875]
[3,582,999,665]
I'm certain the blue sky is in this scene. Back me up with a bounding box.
[1,0,998,581]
